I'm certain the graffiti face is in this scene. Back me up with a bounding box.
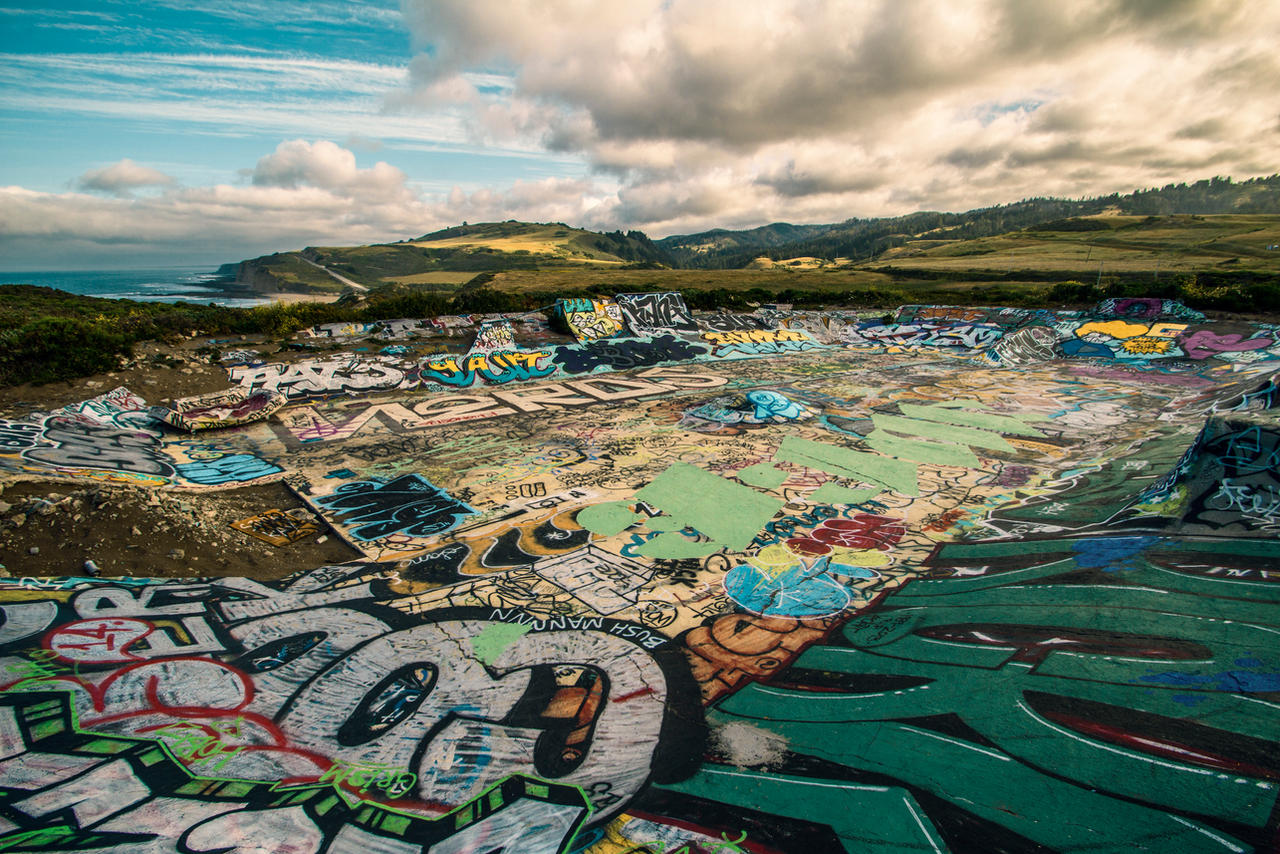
[274,618,676,818]
[2,582,697,826]
[5,297,1280,852]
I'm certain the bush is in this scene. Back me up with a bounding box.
[0,317,134,385]
[1047,281,1102,304]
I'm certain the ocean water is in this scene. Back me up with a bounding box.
[0,266,271,308]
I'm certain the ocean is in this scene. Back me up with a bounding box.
[0,266,271,308]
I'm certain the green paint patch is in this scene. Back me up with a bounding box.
[635,462,783,551]
[871,412,1014,451]
[774,436,918,496]
[809,483,882,505]
[636,532,723,558]
[866,431,980,468]
[736,462,789,489]
[898,403,1047,437]
[644,514,685,532]
[470,623,533,665]
[576,501,642,536]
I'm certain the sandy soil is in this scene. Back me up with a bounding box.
[0,326,369,581]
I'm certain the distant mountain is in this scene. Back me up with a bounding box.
[229,176,1280,294]
[656,222,831,265]
[411,221,671,266]
[659,174,1280,268]
[231,221,673,294]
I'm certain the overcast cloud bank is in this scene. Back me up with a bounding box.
[2,0,1276,268]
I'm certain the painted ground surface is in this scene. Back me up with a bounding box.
[0,295,1278,853]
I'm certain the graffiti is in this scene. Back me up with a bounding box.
[51,386,154,428]
[219,348,263,365]
[686,536,1280,852]
[230,508,323,546]
[174,452,283,485]
[0,692,593,853]
[1096,297,1207,322]
[1123,417,1280,533]
[297,320,375,339]
[0,421,43,453]
[20,416,175,477]
[313,474,476,541]
[1179,327,1276,360]
[5,297,1280,849]
[1,578,705,825]
[557,297,627,342]
[274,366,731,445]
[615,292,699,334]
[469,318,519,353]
[532,547,656,615]
[553,334,709,374]
[230,355,414,400]
[45,617,153,663]
[988,323,1061,365]
[699,328,819,357]
[154,387,287,431]
[697,312,772,332]
[684,390,813,429]
[422,348,557,387]
[838,321,1004,351]
[683,612,836,703]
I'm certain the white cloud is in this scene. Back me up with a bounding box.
[5,1,1278,268]
[395,0,1280,233]
[0,140,616,267]
[77,159,175,196]
[250,139,412,203]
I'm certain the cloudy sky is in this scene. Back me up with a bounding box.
[1,0,1276,269]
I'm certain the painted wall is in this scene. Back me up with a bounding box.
[2,302,1280,852]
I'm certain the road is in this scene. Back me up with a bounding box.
[298,256,368,292]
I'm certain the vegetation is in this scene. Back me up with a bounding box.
[5,256,1280,388]
[0,284,446,386]
[239,222,676,294]
[659,175,1280,268]
[5,175,1279,387]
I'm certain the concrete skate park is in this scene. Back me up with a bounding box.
[0,293,1278,853]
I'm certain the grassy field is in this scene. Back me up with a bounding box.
[380,271,475,286]
[865,214,1280,275]
[484,267,901,294]
[407,223,629,263]
[246,254,345,293]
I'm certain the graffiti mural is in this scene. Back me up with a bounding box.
[4,298,1280,851]
[0,390,282,489]
[230,355,418,400]
[556,298,627,343]
[155,387,288,431]
[615,292,699,335]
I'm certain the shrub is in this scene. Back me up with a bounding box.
[0,317,134,385]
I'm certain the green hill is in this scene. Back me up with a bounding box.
[658,174,1280,269]
[227,176,1280,301]
[869,214,1280,276]
[232,221,672,295]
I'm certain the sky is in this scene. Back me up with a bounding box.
[0,0,1277,270]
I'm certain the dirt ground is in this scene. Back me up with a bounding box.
[0,305,1272,583]
[0,480,360,580]
[0,332,379,581]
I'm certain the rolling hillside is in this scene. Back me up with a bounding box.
[659,175,1280,269]
[227,176,1280,299]
[869,214,1280,276]
[232,222,671,295]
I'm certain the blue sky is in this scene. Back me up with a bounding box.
[1,0,1276,269]
[0,1,578,197]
